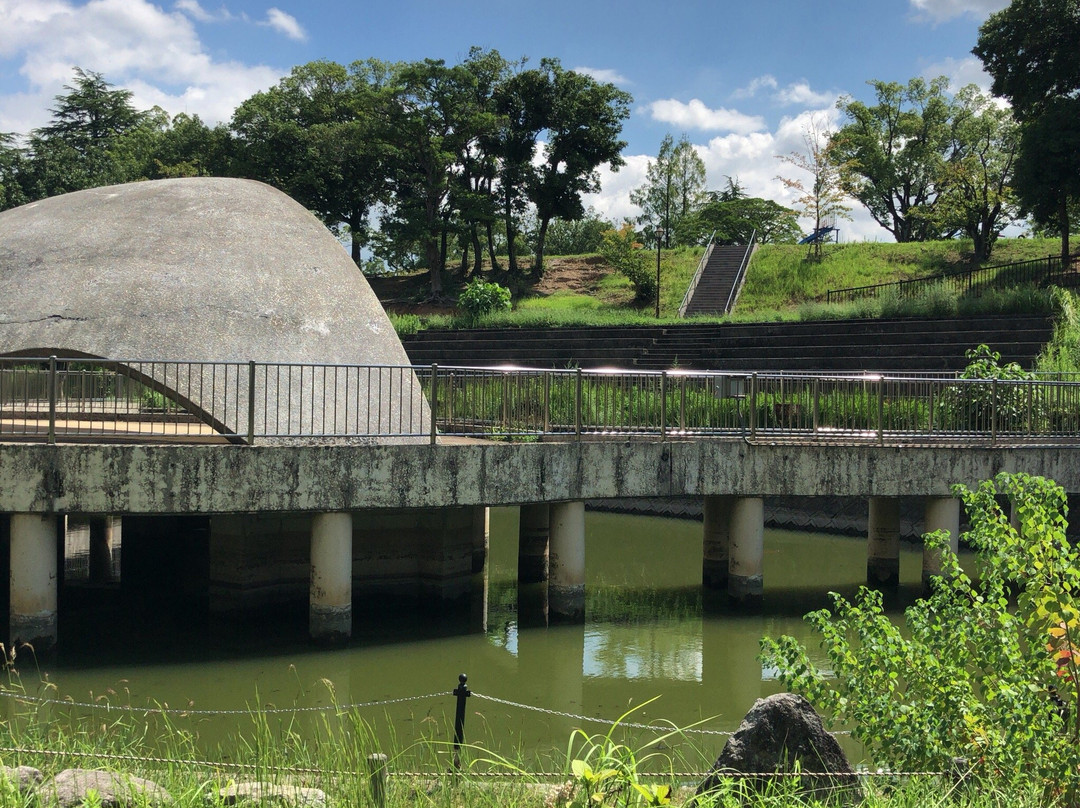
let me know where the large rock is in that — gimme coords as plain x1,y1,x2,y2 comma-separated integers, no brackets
697,693,862,804
44,769,173,808
218,781,327,808
1,765,42,791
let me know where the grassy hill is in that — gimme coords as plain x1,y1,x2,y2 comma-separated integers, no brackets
374,237,1068,332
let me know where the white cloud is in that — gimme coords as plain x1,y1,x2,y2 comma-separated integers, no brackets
921,55,993,92
731,75,777,99
908,0,1008,21
588,104,887,242
173,0,217,22
645,98,765,135
773,81,839,108
262,7,306,41
572,66,631,86
0,0,284,133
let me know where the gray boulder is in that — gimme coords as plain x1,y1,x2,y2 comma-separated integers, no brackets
698,693,862,804
45,769,173,808
218,782,327,808
1,765,42,792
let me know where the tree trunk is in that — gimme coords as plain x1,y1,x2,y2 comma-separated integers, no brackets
459,242,470,276
426,238,442,296
504,194,519,275
471,227,483,276
485,221,501,273
533,215,551,277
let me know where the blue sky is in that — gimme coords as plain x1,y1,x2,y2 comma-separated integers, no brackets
0,0,1010,240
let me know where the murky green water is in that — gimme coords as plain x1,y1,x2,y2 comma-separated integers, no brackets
29,509,938,767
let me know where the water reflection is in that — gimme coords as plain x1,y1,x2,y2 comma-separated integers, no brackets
29,506,941,762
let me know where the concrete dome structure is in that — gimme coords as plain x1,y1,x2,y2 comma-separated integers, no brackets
0,178,428,443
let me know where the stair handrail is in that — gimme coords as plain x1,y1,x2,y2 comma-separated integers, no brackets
723,229,757,315
677,230,716,318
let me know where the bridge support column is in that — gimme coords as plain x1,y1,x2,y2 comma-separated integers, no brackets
518,504,550,584
88,516,117,584
729,497,764,604
472,506,489,574
702,495,732,589
867,497,901,587
549,501,585,622
310,512,353,644
923,496,960,587
10,513,58,656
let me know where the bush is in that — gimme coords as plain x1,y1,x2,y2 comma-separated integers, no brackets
762,472,1080,800
458,278,511,320
599,226,654,304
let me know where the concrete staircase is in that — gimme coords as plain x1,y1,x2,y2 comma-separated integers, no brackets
399,315,1053,373
680,244,754,316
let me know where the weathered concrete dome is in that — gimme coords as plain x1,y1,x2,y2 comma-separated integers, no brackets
0,178,428,443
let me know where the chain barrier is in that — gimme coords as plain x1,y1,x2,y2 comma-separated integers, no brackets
0,688,451,716
471,692,851,737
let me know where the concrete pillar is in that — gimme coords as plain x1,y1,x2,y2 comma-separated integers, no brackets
702,496,733,589
310,512,353,644
728,497,764,604
471,506,489,575
10,513,58,655
549,501,585,622
518,504,550,584
923,496,961,587
867,497,901,587
88,516,115,584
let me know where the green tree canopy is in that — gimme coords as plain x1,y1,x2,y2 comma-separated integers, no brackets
678,196,802,246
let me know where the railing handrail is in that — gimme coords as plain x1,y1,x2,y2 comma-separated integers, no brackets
677,231,716,318
6,357,1080,447
824,254,1067,305
724,229,757,315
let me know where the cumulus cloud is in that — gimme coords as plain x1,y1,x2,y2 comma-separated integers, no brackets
587,104,886,242
173,0,218,22
773,81,839,108
572,66,631,86
262,7,306,41
908,0,1008,21
921,55,993,92
645,98,765,135
731,75,778,100
0,0,284,134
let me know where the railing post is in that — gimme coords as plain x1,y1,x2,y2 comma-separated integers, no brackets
991,378,998,447
430,364,439,446
575,368,582,440
246,360,256,445
501,372,510,437
749,373,758,439
812,377,820,432
877,376,885,446
660,372,667,440
47,355,57,445
543,372,551,434
679,375,687,432
452,673,471,770
1027,380,1033,435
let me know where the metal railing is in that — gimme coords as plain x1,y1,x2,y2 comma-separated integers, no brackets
6,357,1080,447
825,254,1077,305
677,231,715,318
724,229,757,314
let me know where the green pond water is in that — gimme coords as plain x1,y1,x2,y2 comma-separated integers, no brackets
21,508,941,769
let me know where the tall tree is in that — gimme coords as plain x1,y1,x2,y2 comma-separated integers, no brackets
630,134,706,247
925,86,1020,263
231,59,389,267
679,196,802,245
830,77,956,242
0,133,28,211
525,59,631,277
975,0,1080,263
777,119,851,260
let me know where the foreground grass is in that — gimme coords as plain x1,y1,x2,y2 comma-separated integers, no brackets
0,685,1056,808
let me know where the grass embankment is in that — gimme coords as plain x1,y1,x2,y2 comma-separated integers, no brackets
383,238,1066,334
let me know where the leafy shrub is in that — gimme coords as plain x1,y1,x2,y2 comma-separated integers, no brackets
939,344,1033,431
388,313,422,336
762,472,1080,800
599,226,654,304
458,278,511,320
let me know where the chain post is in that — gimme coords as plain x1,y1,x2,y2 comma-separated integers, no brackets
452,673,471,770
47,355,57,445
367,754,388,808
